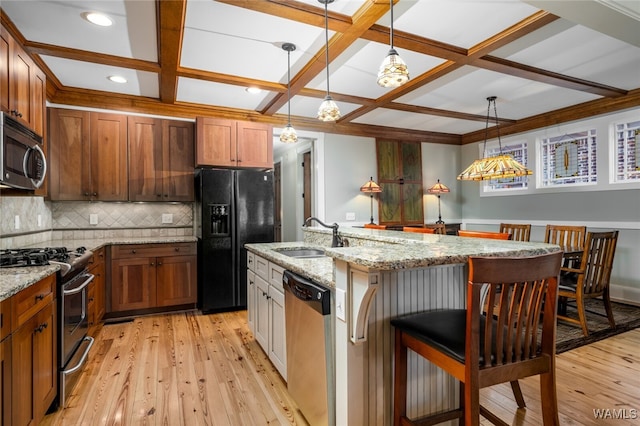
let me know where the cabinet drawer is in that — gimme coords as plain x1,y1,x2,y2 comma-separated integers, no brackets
111,242,196,259
268,262,285,292
247,251,256,272
0,297,11,340
255,255,269,281
12,274,55,329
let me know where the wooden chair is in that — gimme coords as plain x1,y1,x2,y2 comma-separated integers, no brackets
424,223,447,235
392,252,563,426
402,226,435,234
457,230,512,240
544,224,586,251
499,223,531,242
364,223,387,230
558,230,618,337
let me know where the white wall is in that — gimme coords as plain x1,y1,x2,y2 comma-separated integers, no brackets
421,142,462,224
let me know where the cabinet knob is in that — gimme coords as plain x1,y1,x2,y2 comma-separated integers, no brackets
89,297,94,302
131,249,137,254
175,247,180,252
93,192,98,196
150,262,155,266
84,192,90,196
157,261,163,266
157,194,162,197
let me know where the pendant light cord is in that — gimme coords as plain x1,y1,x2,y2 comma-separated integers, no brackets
324,1,330,96
389,0,394,50
492,97,504,154
287,48,291,124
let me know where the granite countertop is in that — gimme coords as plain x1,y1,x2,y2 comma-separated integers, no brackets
246,227,561,289
0,236,198,302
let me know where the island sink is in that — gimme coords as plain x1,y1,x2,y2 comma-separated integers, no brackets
275,248,326,258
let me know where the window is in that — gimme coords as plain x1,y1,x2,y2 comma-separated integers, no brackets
540,129,597,187
483,140,529,192
613,119,640,182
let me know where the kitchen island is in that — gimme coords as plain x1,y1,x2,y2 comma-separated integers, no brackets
246,226,560,426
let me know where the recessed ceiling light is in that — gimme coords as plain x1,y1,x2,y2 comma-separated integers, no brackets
108,75,127,84
82,12,113,27
246,87,262,94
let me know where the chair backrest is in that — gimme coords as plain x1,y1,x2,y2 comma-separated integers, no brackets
576,231,619,296
544,225,586,251
424,223,446,235
458,230,512,240
468,252,563,368
364,223,387,230
402,226,435,234
499,223,531,242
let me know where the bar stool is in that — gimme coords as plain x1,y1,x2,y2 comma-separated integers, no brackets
457,230,511,240
364,223,387,229
391,252,563,426
499,223,531,241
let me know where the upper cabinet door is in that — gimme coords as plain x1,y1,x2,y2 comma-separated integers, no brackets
91,113,128,201
128,116,163,202
0,27,10,114
163,120,194,202
236,121,272,169
196,117,236,167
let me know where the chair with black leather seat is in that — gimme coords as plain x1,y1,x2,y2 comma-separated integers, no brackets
392,251,563,426
558,230,618,337
499,223,531,242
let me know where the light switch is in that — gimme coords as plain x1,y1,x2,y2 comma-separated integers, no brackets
89,214,98,225
346,212,356,221
336,288,346,322
14,215,20,230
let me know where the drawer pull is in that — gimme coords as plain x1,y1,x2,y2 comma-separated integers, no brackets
35,294,45,302
34,322,48,334
175,247,180,252
249,280,254,286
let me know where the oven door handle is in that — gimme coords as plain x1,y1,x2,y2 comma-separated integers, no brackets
63,273,94,296
62,336,95,376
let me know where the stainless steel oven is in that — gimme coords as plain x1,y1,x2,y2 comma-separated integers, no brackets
59,270,94,407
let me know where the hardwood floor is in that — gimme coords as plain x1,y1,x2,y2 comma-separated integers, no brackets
42,311,640,425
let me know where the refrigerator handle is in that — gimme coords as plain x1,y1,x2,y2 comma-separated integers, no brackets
231,171,238,305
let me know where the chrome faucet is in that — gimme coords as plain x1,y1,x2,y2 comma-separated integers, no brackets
303,217,345,247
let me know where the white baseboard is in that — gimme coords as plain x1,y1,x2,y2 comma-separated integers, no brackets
610,284,640,306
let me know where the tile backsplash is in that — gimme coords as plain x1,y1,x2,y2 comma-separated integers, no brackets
0,196,194,249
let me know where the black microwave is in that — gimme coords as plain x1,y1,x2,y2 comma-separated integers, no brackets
0,111,47,190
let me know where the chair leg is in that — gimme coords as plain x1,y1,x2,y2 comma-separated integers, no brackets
603,290,616,329
539,370,560,426
394,329,408,426
510,380,526,408
575,294,589,337
463,380,480,426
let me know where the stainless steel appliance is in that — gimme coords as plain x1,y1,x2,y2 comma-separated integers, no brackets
0,246,95,408
0,111,47,190
195,168,274,313
282,270,335,426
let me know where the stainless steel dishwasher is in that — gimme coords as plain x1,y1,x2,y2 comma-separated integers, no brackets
283,270,335,426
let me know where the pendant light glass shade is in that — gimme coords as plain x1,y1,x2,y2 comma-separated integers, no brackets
457,96,532,181
280,42,298,143
317,0,340,121
377,0,409,88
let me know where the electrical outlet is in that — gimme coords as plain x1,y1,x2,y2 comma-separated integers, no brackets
37,214,43,227
14,215,20,230
89,214,98,225
162,213,173,224
345,212,356,221
335,288,346,322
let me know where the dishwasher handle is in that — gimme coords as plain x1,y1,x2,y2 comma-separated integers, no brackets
283,270,331,316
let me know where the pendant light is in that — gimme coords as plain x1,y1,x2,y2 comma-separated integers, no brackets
457,96,532,181
317,0,341,121
377,0,409,88
280,43,298,143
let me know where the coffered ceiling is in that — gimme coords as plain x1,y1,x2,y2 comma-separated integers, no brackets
2,0,639,145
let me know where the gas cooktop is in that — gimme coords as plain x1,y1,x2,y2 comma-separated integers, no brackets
0,247,91,277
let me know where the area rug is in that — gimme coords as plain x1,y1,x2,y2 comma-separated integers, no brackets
555,299,640,354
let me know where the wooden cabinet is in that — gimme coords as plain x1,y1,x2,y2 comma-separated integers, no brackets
48,108,128,201
0,297,11,426
87,247,106,331
247,253,286,379
128,116,194,202
9,274,57,426
109,243,197,314
0,25,46,136
196,117,273,168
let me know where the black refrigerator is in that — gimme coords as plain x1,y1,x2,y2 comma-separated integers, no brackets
195,168,274,313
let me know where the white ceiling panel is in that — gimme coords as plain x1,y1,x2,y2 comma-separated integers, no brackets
353,108,485,134
41,56,159,97
1,0,157,61
177,78,276,110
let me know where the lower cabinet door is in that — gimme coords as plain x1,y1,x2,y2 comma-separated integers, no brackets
254,275,269,351
111,257,156,311
268,287,286,380
1,335,11,425
33,302,57,419
156,255,197,307
247,270,256,334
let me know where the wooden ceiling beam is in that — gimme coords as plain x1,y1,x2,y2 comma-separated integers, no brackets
157,0,186,103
